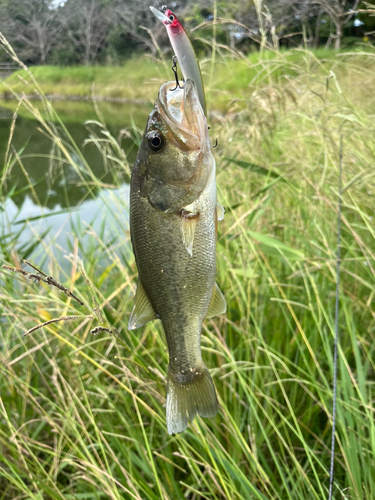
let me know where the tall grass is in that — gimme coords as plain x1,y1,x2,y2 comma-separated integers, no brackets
0,48,357,110
1,32,375,499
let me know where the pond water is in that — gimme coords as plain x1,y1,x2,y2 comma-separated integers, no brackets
0,99,151,268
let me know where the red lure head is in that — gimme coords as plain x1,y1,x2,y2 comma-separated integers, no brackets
164,9,183,34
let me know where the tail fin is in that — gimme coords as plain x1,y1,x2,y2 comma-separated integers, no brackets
166,363,218,434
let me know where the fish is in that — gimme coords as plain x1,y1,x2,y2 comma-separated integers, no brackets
150,6,207,116
128,78,226,434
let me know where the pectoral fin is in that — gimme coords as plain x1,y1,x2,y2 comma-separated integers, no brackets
180,210,199,257
217,203,225,221
206,282,227,318
128,281,158,330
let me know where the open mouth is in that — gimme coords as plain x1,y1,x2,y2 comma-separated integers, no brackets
165,83,186,124
159,79,207,147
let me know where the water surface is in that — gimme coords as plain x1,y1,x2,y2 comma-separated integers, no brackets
0,99,150,267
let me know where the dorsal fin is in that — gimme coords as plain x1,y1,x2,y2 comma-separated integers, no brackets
206,282,227,318
128,281,158,330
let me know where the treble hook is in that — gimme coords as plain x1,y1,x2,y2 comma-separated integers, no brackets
212,138,218,149
170,55,183,91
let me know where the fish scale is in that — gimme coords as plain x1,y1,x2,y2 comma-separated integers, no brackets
128,80,226,434
130,166,216,366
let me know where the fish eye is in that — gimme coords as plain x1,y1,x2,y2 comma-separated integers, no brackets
148,131,164,151
169,14,175,21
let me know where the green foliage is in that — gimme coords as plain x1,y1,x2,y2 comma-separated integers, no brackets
1,43,375,499
358,0,375,30
0,61,170,101
0,0,374,65
0,47,353,111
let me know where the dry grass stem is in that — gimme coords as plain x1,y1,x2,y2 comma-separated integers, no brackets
2,261,84,306
24,315,93,337
90,326,113,335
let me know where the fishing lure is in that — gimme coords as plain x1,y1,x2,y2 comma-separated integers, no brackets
150,6,207,115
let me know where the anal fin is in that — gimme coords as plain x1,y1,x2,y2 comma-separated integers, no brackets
206,282,227,318
128,280,158,330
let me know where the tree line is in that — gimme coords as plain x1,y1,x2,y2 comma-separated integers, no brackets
0,0,374,66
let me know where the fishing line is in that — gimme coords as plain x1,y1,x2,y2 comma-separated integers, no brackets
328,134,343,500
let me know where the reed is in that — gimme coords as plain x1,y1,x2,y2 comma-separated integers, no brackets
1,32,374,499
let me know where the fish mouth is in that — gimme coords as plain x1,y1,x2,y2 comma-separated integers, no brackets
158,80,208,151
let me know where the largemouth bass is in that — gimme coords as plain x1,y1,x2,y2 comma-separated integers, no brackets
129,79,226,434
